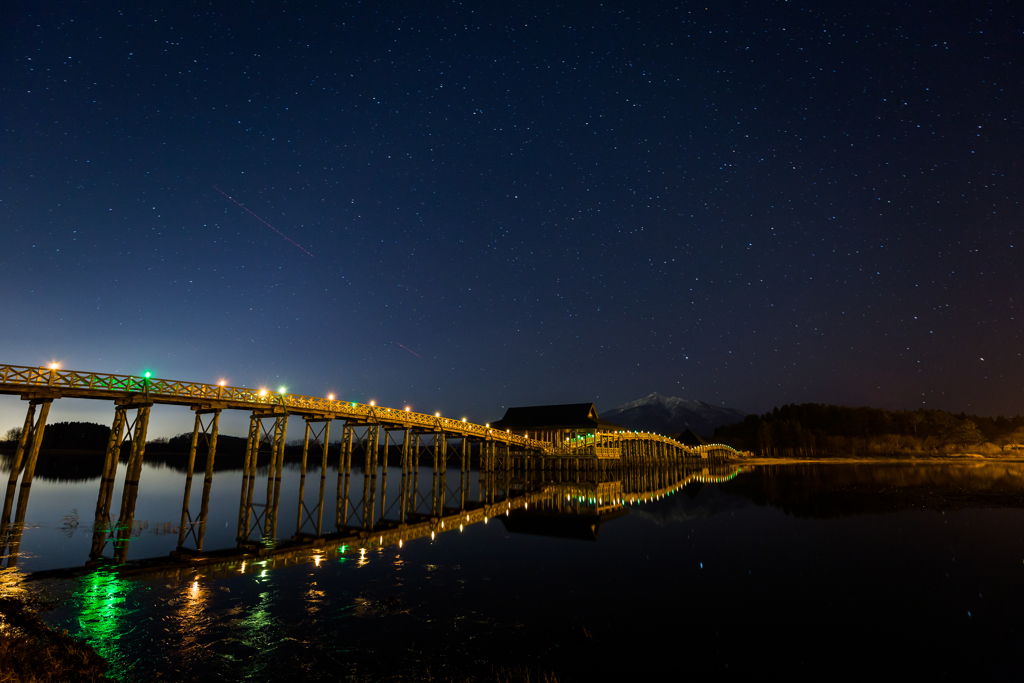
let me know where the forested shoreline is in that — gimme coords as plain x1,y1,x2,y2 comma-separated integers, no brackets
5,407,1024,463
714,404,1024,458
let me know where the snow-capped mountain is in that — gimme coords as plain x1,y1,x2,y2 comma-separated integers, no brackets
599,393,748,438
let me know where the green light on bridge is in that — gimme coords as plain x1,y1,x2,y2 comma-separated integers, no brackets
143,371,151,378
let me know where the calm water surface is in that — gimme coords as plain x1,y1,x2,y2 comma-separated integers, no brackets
3,457,1024,681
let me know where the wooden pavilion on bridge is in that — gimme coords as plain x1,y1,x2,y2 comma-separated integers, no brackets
490,403,624,458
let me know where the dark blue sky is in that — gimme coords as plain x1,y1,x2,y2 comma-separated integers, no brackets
2,1,1022,435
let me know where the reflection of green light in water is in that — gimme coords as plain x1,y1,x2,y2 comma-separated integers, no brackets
74,571,139,679
241,589,281,663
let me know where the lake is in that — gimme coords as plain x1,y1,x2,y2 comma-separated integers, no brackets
3,454,1024,681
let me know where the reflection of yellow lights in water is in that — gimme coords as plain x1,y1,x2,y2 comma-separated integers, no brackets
399,539,403,548
240,561,247,573
313,554,322,567
0,569,28,635
306,581,326,615
174,575,210,649
431,531,435,540
0,568,27,604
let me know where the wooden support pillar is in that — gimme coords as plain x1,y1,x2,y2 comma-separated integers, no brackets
90,406,127,559
364,425,380,529
399,428,411,523
267,415,288,539
478,441,487,503
379,429,390,523
237,414,260,541
430,434,439,515
336,423,354,529
295,418,330,536
264,418,280,522
2,400,51,567
411,434,421,514
114,404,151,561
438,433,448,513
12,399,52,520
295,419,313,534
177,409,220,550
428,435,439,516
315,420,330,535
432,433,441,479
1,402,39,529
360,427,371,528
195,411,220,551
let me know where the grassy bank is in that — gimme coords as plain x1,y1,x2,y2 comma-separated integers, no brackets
0,594,116,683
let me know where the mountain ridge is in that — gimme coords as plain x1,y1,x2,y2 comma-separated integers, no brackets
599,392,747,438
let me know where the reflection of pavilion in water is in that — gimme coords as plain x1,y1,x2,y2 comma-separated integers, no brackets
502,480,630,541
1,402,740,583
502,461,743,541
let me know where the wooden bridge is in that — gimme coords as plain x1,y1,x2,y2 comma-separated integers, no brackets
0,362,742,577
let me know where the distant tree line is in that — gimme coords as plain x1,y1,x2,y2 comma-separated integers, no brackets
713,404,1024,457
1,421,112,451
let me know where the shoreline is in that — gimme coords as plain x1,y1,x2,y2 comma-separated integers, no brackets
0,580,116,683
727,453,1024,465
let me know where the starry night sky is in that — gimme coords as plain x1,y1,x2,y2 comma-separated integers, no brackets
2,1,1022,437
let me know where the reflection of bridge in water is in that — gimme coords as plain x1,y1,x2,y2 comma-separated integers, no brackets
0,364,742,580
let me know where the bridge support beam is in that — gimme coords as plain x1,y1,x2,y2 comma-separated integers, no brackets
296,418,330,537
237,412,287,543
177,409,220,551
90,406,127,560
237,414,259,540
267,415,288,539
411,433,421,515
434,434,447,516
336,423,354,529
1,399,51,568
113,403,152,562
2,401,50,528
